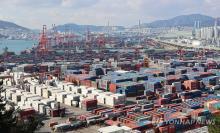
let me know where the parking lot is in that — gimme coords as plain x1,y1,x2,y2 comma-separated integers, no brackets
35,96,139,133
35,103,104,133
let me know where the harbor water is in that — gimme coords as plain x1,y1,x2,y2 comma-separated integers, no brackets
0,39,37,54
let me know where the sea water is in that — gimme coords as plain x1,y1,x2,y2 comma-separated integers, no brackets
0,39,37,54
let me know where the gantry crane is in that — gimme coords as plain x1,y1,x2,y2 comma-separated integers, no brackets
37,25,50,56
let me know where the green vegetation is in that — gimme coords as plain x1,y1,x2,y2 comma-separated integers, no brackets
0,80,42,133
208,108,220,133
0,80,17,132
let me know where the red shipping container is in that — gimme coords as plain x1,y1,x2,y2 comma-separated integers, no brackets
109,83,117,93
158,98,168,105
171,93,178,100
65,76,70,82
50,108,65,117
92,107,107,114
211,109,220,116
24,65,34,73
20,108,35,118
39,65,48,73
135,64,142,71
50,109,59,117
171,86,176,93
168,124,176,133
114,104,125,109
82,99,97,110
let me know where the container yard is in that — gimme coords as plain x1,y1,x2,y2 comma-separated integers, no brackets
1,48,220,133
1,12,220,133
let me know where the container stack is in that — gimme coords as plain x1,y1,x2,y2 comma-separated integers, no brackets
81,99,97,111
183,80,199,90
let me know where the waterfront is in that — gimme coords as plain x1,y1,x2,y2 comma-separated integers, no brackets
0,39,37,54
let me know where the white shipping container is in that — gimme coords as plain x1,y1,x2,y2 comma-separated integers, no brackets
21,94,38,104
3,79,7,86
97,96,106,105
21,92,32,96
47,87,60,96
45,106,51,116
16,90,25,94
87,93,98,99
79,102,82,109
51,90,65,98
12,93,22,103
24,100,33,107
39,104,46,114
172,82,182,92
49,96,56,101
20,105,32,110
50,102,58,109
28,96,42,102
30,85,37,94
57,92,70,103
64,85,72,92
41,99,55,106
66,94,80,101
6,80,13,86
6,91,15,100
32,101,44,112
98,126,131,133
42,88,48,98
6,88,18,93
72,101,78,107
71,86,81,94
64,97,72,106
105,94,126,107
17,101,25,108
81,88,92,97
36,87,43,96
91,89,103,95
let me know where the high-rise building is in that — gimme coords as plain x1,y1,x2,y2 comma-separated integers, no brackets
192,21,201,38
194,20,219,41
214,19,218,40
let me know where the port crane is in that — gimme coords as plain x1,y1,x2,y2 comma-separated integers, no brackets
37,25,50,56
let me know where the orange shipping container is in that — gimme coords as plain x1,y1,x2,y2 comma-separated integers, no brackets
80,80,92,87
109,83,117,93
183,80,199,90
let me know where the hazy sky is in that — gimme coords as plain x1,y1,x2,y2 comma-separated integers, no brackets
0,0,220,29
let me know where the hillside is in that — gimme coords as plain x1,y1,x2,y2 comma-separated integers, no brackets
0,20,29,31
55,23,125,33
141,14,219,28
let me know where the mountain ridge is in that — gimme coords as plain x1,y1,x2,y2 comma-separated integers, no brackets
1,14,220,32
54,23,125,33
141,14,220,28
0,20,29,31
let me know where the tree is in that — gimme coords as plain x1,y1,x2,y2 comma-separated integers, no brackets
0,80,43,133
0,80,17,133
208,109,220,133
15,115,44,133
